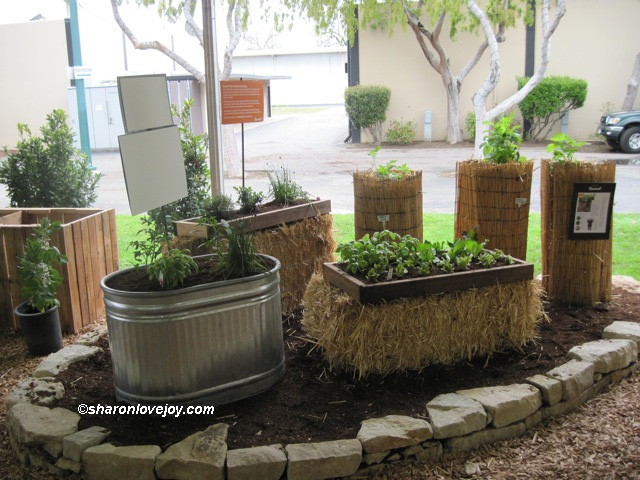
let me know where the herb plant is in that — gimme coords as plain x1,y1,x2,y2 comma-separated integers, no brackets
268,165,308,206
17,219,68,313
336,230,514,283
147,248,198,290
235,186,265,214
376,160,412,180
481,113,523,164
546,133,586,164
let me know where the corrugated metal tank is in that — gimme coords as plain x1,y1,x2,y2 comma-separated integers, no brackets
100,255,284,406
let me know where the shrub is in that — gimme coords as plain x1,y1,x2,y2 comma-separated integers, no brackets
344,85,391,145
0,109,100,207
385,119,416,144
518,76,588,140
148,98,210,234
235,186,264,214
465,112,476,142
546,133,586,164
481,114,523,164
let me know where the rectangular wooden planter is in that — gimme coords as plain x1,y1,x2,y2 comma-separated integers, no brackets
0,208,119,333
175,199,332,238
323,258,534,305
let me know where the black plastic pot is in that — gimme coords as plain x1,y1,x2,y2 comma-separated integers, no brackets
14,302,63,356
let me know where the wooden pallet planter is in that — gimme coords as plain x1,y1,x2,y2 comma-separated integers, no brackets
322,258,534,305
175,199,332,238
0,208,119,333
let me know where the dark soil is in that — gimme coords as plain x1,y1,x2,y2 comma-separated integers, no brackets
54,286,640,451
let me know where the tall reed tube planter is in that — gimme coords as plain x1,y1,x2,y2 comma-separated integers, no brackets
353,170,423,241
455,160,533,260
540,160,616,305
101,254,284,406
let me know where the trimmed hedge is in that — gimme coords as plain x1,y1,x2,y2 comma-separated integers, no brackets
518,76,588,140
344,85,391,144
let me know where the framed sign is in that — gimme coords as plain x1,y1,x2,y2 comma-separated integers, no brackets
117,74,173,133
220,80,265,124
568,182,616,240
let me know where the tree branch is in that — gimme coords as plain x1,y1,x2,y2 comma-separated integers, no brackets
109,0,205,83
222,0,243,80
183,0,203,47
622,52,640,110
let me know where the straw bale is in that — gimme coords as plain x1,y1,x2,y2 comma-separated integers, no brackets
302,273,543,378
540,160,615,305
455,160,532,260
172,214,335,314
353,170,423,241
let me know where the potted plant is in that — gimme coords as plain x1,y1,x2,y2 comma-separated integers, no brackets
455,114,533,260
14,218,67,356
101,220,285,406
540,133,616,305
353,146,423,241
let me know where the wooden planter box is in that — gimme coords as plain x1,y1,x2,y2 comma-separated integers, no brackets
0,208,119,333
323,258,534,305
175,199,332,238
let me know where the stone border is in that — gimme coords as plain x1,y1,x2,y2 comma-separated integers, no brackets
5,321,640,479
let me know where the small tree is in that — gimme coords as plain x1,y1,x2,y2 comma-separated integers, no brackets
344,85,391,145
0,109,100,208
148,99,211,234
517,76,587,140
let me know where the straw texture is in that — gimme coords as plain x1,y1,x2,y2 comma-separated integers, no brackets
302,273,543,378
455,160,532,260
540,160,615,305
173,214,335,314
353,170,423,241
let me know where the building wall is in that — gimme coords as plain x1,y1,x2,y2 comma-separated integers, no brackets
0,20,70,149
232,49,348,106
358,0,640,142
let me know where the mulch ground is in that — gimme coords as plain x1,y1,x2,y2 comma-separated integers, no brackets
48,285,640,451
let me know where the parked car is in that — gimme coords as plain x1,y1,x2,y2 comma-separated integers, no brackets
597,110,640,153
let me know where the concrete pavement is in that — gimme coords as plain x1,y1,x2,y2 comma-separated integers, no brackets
2,106,639,215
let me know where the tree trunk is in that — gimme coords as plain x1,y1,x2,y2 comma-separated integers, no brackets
622,52,640,111
222,124,241,178
446,81,463,144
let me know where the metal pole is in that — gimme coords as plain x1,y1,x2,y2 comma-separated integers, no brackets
69,0,93,167
202,0,224,196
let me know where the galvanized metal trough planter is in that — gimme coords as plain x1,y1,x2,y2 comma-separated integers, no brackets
100,254,284,406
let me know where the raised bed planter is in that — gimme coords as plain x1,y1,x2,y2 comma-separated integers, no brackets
323,258,534,305
0,208,119,333
175,199,332,238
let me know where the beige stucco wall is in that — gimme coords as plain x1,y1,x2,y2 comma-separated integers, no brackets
359,0,640,142
0,20,69,149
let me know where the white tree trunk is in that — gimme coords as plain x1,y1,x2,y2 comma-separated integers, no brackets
622,52,640,111
446,81,463,144
470,0,566,156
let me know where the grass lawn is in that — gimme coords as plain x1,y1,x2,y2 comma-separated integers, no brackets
116,213,639,280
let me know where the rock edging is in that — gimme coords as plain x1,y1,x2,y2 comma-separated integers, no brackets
6,321,640,479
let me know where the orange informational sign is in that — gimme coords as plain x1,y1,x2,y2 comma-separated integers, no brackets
220,80,265,125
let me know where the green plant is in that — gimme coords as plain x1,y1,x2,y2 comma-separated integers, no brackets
385,119,416,144
517,76,588,140
17,219,68,313
465,111,476,142
202,194,236,220
481,114,523,164
147,248,198,290
128,216,167,266
344,85,391,145
235,186,265,214
217,229,268,279
376,160,411,180
148,99,211,227
267,165,308,206
0,109,100,208
546,133,586,164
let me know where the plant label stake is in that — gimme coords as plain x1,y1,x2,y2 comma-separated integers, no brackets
377,214,390,230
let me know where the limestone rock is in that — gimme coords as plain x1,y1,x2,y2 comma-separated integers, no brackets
546,360,595,400
6,403,79,458
56,456,81,474
457,384,541,429
75,325,108,346
226,444,286,480
603,321,640,347
286,439,361,480
444,421,526,453
33,344,101,378
415,441,442,462
155,423,228,480
363,451,389,465
612,275,640,294
569,339,637,373
357,415,433,453
63,425,110,462
426,393,487,439
82,443,160,480
526,374,562,406
5,376,65,410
